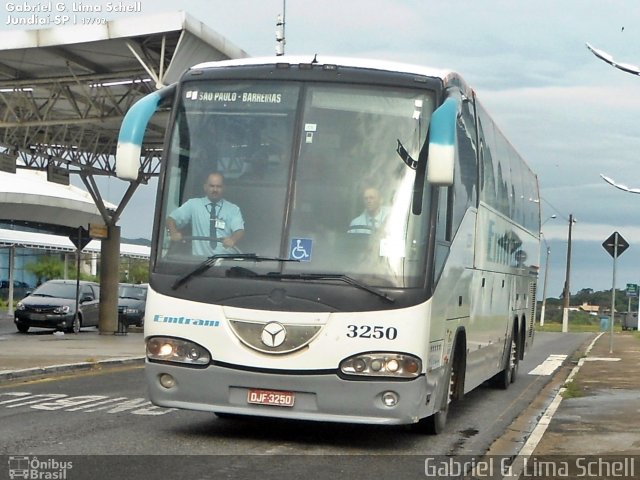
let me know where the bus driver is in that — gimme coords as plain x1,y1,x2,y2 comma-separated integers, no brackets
348,186,389,235
166,172,245,256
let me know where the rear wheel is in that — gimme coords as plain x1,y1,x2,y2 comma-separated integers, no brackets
492,328,519,389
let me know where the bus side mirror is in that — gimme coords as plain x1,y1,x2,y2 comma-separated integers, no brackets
426,96,458,186
116,84,177,181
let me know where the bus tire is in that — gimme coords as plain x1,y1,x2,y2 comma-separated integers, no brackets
414,339,462,435
491,328,518,389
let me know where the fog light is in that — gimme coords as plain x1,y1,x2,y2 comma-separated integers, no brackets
159,373,176,389
381,391,399,407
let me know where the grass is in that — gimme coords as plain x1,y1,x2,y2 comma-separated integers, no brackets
536,311,630,333
536,322,619,333
561,380,584,399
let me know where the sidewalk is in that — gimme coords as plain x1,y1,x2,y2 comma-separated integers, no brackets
0,312,144,382
531,330,640,456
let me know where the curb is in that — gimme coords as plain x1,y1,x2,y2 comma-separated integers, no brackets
0,356,145,383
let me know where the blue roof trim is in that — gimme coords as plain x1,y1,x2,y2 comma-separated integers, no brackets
118,84,176,146
430,96,459,146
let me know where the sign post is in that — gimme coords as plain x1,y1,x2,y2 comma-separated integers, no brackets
625,283,638,328
602,231,630,353
68,226,92,333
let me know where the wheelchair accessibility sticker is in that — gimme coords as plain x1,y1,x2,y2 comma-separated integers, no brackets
289,238,312,261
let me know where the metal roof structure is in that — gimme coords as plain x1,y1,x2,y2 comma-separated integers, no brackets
0,10,248,182
0,9,248,236
0,12,248,325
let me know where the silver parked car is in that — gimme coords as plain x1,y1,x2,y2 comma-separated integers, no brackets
14,279,100,334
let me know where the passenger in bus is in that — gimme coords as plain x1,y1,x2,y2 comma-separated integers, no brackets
347,186,389,235
166,172,245,256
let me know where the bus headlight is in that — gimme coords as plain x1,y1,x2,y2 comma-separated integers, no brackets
340,353,422,378
146,337,211,366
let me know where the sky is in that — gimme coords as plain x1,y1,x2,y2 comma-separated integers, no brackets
3,0,640,299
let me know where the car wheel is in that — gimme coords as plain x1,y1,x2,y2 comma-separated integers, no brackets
68,315,82,334
16,323,29,333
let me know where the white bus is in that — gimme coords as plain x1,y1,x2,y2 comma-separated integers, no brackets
116,56,540,433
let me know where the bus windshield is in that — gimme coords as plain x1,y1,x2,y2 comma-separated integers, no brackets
157,80,435,288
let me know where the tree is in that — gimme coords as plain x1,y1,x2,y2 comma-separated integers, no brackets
119,258,149,284
25,256,64,285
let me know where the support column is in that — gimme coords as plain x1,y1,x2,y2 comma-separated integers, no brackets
7,245,15,315
98,224,120,334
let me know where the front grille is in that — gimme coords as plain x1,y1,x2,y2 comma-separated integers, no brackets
25,305,58,313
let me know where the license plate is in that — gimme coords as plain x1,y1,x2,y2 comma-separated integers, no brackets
247,388,295,407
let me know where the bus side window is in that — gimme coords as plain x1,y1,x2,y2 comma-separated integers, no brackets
433,186,451,281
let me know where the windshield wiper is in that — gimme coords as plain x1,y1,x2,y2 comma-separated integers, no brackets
264,272,395,304
171,253,298,290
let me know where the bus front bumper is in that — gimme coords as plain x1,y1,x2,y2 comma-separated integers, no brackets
145,361,432,425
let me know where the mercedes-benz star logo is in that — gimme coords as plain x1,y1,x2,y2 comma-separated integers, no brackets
261,322,287,348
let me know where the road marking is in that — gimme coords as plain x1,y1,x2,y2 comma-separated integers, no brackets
527,354,567,376
0,391,176,416
584,357,620,362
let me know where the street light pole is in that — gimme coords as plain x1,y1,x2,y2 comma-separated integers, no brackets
539,215,556,326
540,244,551,326
275,0,286,56
561,214,575,333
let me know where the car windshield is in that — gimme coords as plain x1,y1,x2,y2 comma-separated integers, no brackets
118,286,147,299
31,282,77,299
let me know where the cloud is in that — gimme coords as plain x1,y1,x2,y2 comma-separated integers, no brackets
543,221,640,242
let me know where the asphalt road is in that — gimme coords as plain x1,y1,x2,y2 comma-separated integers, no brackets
0,332,593,479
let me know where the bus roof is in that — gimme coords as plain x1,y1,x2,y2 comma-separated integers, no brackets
191,55,461,85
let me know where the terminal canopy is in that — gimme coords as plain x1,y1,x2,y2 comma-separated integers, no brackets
0,11,248,180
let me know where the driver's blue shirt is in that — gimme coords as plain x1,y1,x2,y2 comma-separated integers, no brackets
169,197,244,256
348,207,389,234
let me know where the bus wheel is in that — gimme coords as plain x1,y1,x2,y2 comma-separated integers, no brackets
414,347,458,435
492,330,518,389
